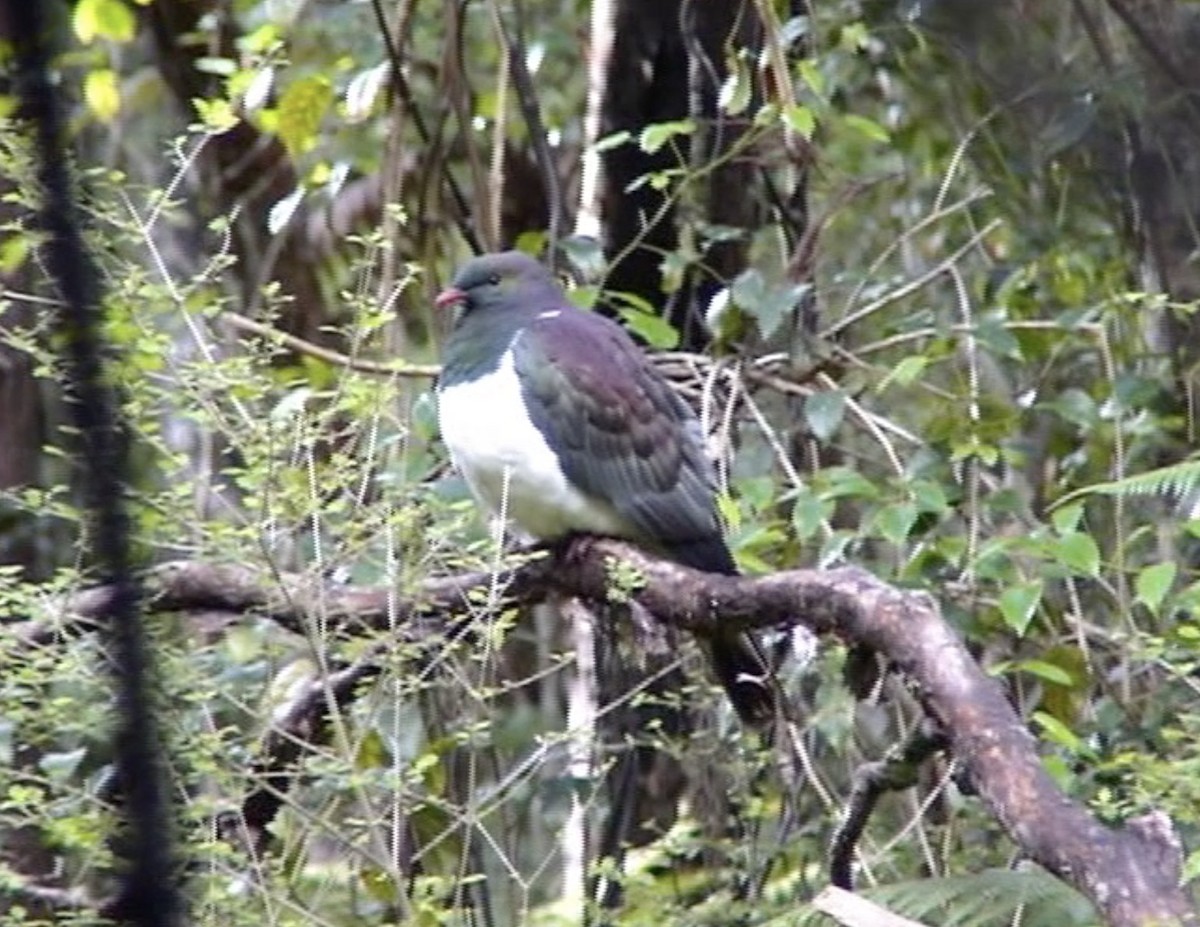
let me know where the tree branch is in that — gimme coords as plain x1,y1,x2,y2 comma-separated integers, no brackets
8,542,1194,927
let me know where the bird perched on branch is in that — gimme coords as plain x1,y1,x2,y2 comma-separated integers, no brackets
435,250,772,725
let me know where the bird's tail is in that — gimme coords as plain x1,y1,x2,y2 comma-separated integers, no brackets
706,631,774,726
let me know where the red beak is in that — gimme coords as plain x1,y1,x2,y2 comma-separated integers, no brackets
435,286,466,310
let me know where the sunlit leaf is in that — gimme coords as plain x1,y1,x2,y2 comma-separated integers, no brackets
73,0,136,44
1135,562,1176,615
782,103,816,139
192,96,239,133
638,119,695,154
277,74,333,157
999,580,1042,635
1053,531,1100,577
84,68,121,122
718,54,751,116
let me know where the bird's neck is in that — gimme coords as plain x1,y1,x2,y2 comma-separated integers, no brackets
441,308,527,385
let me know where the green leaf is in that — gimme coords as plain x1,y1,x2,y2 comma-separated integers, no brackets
791,490,831,541
192,96,239,133
797,59,824,97
1053,531,1101,577
804,390,846,441
718,54,751,116
84,68,121,122
716,491,740,534
277,74,333,157
875,355,928,392
999,580,1043,635
910,479,949,515
593,130,631,153
560,234,606,281
618,307,679,350
73,0,136,44
0,234,30,274
839,21,871,51
1050,502,1083,534
1033,711,1083,753
841,113,891,143
355,729,391,769
1135,562,1176,615
638,119,695,154
728,268,806,340
874,501,917,546
1015,658,1073,686
782,104,816,140
820,466,880,500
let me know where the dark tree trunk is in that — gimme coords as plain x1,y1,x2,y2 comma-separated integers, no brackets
598,0,762,350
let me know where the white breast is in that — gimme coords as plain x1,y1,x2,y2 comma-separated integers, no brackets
437,347,631,541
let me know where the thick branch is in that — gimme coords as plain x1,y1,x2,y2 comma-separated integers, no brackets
10,543,1194,927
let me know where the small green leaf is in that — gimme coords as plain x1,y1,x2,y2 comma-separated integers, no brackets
782,104,816,139
718,54,751,116
618,307,679,350
73,0,136,44
876,355,928,392
84,68,121,122
355,729,391,770
791,490,831,541
839,22,870,51
277,74,333,157
797,59,824,97
820,466,880,500
638,119,695,154
804,390,846,441
593,130,631,152
841,113,890,143
0,235,30,274
910,479,949,515
566,284,599,309
1015,658,1073,686
716,491,740,534
192,96,239,133
561,235,606,281
1053,531,1101,577
874,501,917,546
1135,562,1176,615
1033,710,1083,753
1050,502,1084,534
1181,849,1200,887
999,580,1043,635
728,268,806,340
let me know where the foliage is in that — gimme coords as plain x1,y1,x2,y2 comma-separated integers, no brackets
0,0,1198,925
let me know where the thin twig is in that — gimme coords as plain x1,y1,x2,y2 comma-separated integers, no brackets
823,218,1003,339
220,311,439,378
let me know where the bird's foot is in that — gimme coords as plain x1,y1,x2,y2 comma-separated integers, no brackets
550,531,600,566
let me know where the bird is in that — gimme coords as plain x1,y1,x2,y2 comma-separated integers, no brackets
435,250,773,724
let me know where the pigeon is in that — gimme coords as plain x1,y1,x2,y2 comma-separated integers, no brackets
436,250,772,723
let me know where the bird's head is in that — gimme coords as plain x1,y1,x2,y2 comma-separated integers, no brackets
436,251,558,317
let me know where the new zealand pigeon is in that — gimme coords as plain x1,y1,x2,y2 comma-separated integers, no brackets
435,250,772,724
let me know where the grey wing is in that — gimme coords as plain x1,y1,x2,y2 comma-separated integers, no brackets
511,311,723,546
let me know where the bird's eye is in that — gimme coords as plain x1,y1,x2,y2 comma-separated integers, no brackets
488,274,501,285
